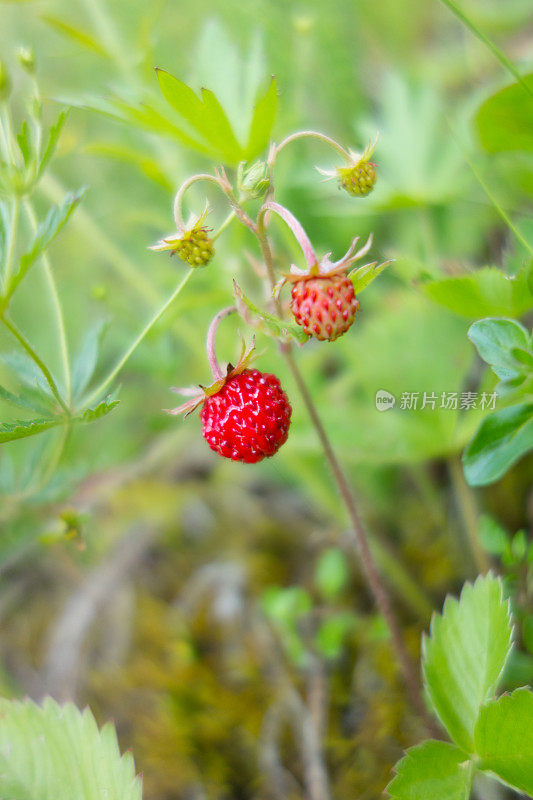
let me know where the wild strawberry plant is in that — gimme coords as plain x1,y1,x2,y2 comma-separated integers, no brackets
0,1,532,797
0,58,118,464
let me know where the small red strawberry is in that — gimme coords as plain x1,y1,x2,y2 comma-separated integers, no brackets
200,368,291,463
167,308,291,464
291,274,360,342
263,202,382,343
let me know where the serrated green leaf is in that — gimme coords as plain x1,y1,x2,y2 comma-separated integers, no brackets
16,120,34,169
156,69,243,164
36,109,69,181
420,267,533,319
475,688,533,794
0,696,142,800
422,574,512,752
245,78,277,159
233,281,309,344
476,74,533,153
468,318,530,381
0,416,62,443
351,260,391,294
387,740,473,800
9,187,86,297
463,402,533,486
79,399,119,422
41,14,111,58
0,399,119,443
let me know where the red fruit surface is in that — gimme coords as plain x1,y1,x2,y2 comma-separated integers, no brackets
200,369,292,463
291,274,359,341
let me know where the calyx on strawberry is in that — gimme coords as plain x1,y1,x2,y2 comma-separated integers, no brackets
167,308,292,464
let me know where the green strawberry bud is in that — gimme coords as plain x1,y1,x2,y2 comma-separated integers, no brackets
18,47,36,73
176,227,214,267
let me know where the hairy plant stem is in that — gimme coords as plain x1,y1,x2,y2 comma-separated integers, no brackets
24,201,72,404
1,313,69,414
253,214,433,728
272,130,352,164
206,306,236,380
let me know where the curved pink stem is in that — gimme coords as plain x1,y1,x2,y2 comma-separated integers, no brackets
260,201,318,269
206,306,236,380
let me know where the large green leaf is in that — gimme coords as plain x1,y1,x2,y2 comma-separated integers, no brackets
475,688,533,795
387,740,473,800
422,574,512,752
463,402,533,486
0,697,142,800
468,318,531,381
156,69,243,164
420,266,533,319
476,74,533,153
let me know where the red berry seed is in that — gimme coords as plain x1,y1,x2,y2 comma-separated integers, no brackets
291,273,359,341
200,369,292,463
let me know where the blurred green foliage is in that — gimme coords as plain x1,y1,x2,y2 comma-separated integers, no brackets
0,0,532,797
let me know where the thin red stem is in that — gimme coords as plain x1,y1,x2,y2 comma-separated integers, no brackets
259,202,318,269
206,306,236,380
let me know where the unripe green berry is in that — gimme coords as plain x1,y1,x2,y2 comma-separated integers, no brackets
338,161,376,197
176,228,214,267
18,47,36,73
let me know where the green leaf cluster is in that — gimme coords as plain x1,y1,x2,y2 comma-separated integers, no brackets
388,574,533,800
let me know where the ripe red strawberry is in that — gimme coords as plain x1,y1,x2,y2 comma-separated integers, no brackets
291,274,360,342
200,368,291,463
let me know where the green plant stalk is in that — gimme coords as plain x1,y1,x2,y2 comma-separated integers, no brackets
83,269,193,406
3,197,20,292
253,213,434,729
24,201,72,404
439,0,533,99
272,130,352,163
449,456,490,574
1,313,69,414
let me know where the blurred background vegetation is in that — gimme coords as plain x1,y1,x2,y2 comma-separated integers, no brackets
0,0,532,798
